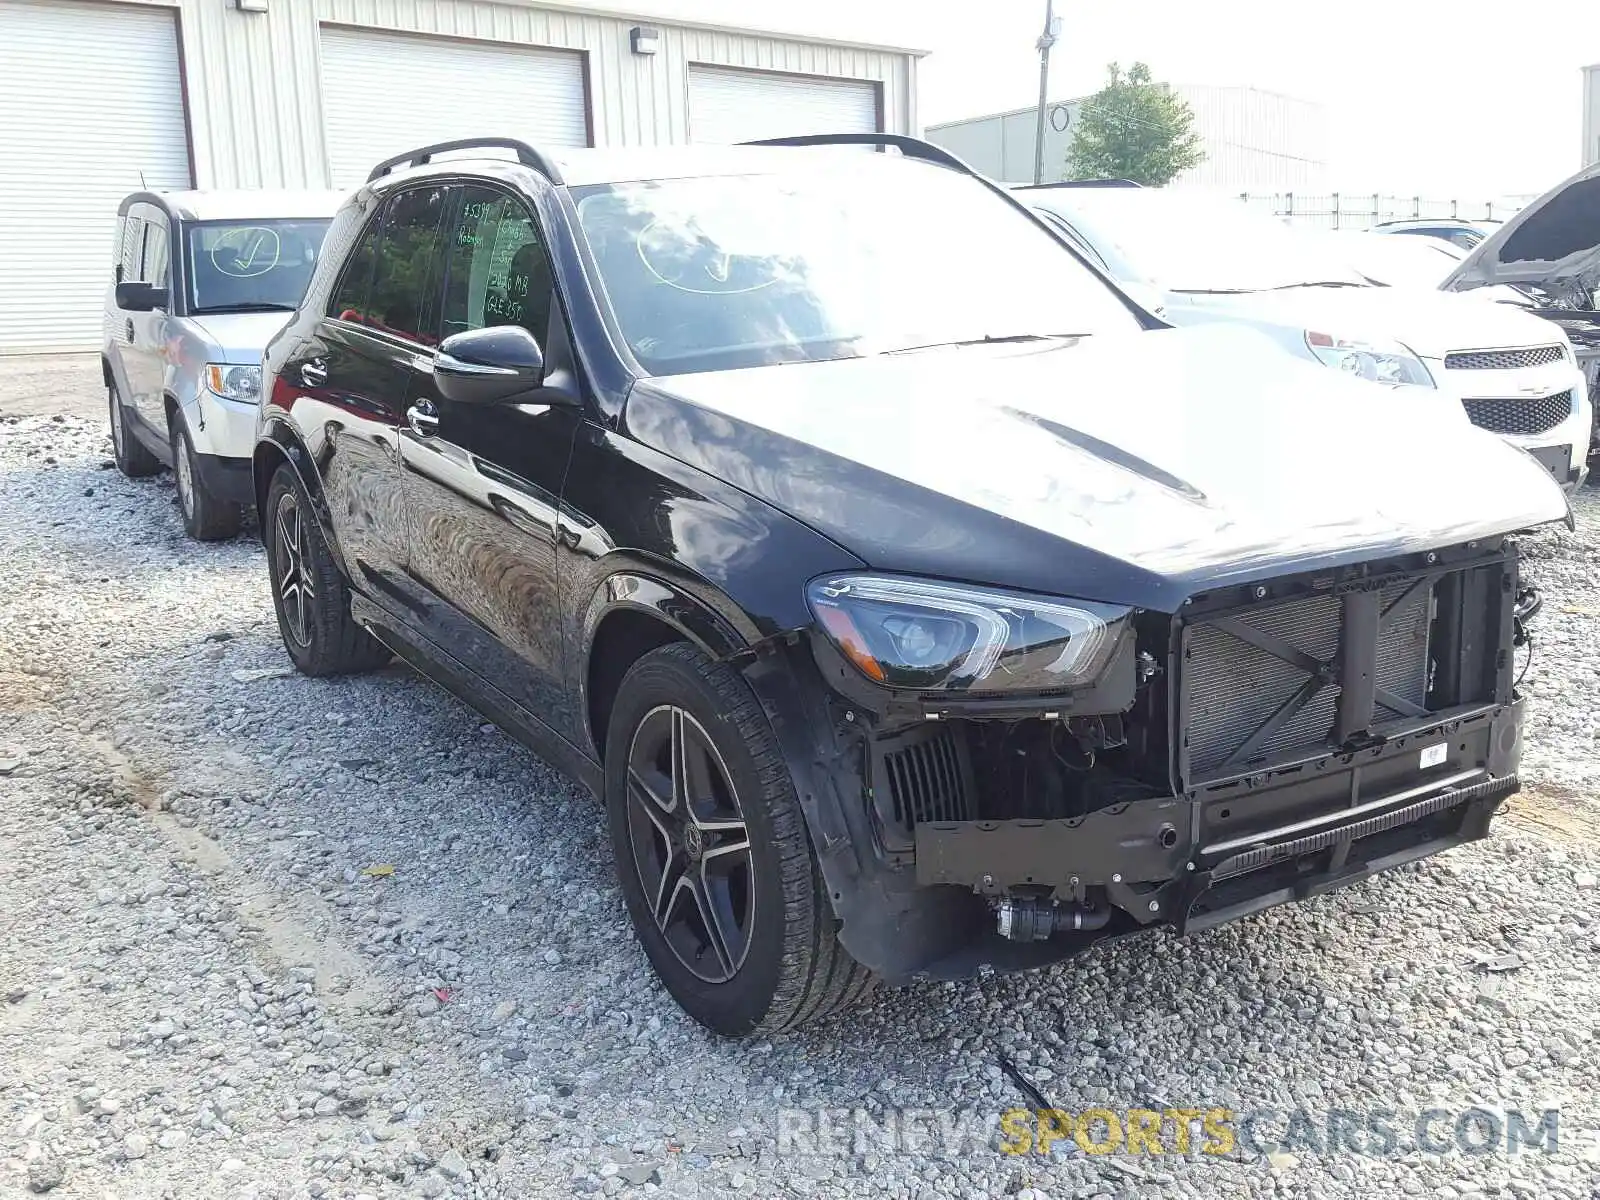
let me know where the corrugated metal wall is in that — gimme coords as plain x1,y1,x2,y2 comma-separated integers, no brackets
172,0,916,189
1171,85,1326,191
1585,65,1600,168
926,86,1326,190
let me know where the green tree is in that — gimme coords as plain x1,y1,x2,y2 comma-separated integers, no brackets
1066,62,1205,186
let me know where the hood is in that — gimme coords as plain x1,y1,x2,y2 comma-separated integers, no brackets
1183,284,1566,357
622,325,1566,612
1444,163,1600,306
187,311,293,362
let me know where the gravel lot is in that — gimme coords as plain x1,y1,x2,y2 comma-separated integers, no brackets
2,393,1599,1199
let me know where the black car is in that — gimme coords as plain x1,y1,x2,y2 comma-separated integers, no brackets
255,134,1565,1037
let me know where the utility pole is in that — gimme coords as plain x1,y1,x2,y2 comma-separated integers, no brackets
1032,0,1060,184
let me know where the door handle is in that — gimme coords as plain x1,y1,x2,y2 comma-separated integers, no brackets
125,319,134,342
299,359,328,387
407,399,440,438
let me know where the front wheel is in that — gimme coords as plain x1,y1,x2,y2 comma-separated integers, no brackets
264,464,392,677
604,642,873,1036
171,421,242,541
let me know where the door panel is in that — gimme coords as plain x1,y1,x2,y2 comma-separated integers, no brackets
400,185,580,737
304,185,448,599
124,203,173,441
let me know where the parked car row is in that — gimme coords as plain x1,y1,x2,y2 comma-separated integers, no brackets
101,134,1573,1037
1018,182,1595,490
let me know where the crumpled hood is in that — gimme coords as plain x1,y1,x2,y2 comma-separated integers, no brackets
623,324,1566,610
1183,284,1566,357
187,312,291,363
1445,162,1600,296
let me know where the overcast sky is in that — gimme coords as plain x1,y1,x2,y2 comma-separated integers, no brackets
618,0,1599,200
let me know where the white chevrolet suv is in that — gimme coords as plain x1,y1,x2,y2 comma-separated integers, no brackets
1020,184,1591,491
103,190,341,539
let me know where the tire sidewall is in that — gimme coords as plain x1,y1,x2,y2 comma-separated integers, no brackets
604,650,793,1035
109,388,126,462
265,468,330,673
171,422,198,529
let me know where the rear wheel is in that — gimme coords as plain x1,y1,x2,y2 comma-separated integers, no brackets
108,384,160,478
171,421,242,541
604,642,873,1036
265,463,391,677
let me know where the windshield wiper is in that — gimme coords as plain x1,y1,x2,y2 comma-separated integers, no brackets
885,333,1088,355
1169,288,1256,295
1266,281,1367,290
196,302,296,313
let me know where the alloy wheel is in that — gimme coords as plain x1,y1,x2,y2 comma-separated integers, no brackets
274,495,316,647
175,437,195,518
109,392,124,457
624,705,755,984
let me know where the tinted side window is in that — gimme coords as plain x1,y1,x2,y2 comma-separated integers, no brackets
141,219,170,287
362,186,449,344
329,210,380,321
128,204,171,287
440,186,553,342
117,215,144,284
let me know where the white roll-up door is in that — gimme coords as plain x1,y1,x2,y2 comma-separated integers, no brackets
319,28,590,188
688,65,879,144
0,0,190,353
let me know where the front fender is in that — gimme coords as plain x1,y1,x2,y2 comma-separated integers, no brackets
579,568,751,663
738,645,984,981
254,417,347,577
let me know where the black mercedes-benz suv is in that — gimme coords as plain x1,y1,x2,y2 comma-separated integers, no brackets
256,134,1565,1037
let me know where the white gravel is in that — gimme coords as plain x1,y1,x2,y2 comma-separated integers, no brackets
2,410,1598,1200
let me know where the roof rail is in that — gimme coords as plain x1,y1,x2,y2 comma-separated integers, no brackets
366,137,564,185
1015,178,1143,190
739,133,977,176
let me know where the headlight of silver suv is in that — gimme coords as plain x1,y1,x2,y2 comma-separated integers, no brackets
204,363,262,403
1304,331,1434,387
806,574,1130,692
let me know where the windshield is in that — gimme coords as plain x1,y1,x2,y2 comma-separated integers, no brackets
1317,231,1462,289
1035,190,1367,294
185,219,331,313
571,160,1141,375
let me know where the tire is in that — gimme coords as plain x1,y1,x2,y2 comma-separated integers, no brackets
108,383,160,478
264,463,392,677
171,421,242,542
604,642,873,1037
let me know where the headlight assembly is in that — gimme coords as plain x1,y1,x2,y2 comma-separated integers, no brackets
1305,331,1434,388
806,574,1129,693
205,363,262,403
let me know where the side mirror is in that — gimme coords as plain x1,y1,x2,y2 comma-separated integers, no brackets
116,281,169,312
435,325,547,406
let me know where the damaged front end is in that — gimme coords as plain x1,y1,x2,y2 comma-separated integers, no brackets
755,536,1536,983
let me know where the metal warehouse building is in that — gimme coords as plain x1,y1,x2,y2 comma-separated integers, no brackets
926,84,1327,191
0,0,922,353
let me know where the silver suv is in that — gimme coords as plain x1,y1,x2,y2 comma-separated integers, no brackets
103,190,340,539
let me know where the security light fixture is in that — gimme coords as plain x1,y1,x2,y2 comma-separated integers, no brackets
630,25,659,56
234,0,269,12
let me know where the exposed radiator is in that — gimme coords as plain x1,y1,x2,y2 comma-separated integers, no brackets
1184,582,1433,778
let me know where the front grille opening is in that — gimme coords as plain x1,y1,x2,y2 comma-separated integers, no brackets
1185,583,1430,777
1181,562,1507,784
1444,345,1565,370
871,711,1167,856
1462,390,1572,436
